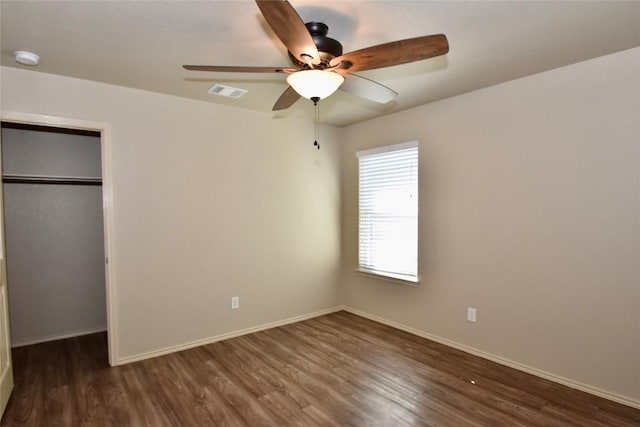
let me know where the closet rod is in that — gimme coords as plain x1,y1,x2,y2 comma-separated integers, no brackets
2,174,102,186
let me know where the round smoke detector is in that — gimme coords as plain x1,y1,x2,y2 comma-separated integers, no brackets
15,51,39,66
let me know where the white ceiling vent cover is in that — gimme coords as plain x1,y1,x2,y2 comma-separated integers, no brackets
207,84,247,99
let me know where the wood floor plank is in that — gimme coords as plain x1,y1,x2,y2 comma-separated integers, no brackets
299,318,552,426
176,347,250,426
307,323,534,426
258,391,322,427
317,312,638,426
1,311,638,426
218,337,345,426
263,325,466,427
233,333,379,427
283,321,550,427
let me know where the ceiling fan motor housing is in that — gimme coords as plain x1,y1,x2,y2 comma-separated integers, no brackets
291,22,343,67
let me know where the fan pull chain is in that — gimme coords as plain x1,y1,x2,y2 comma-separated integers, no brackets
312,96,320,150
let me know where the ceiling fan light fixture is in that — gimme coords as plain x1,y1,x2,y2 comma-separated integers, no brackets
287,70,344,100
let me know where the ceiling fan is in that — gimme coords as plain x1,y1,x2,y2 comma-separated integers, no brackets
183,0,449,111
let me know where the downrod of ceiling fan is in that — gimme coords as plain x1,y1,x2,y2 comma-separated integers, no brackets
305,22,343,58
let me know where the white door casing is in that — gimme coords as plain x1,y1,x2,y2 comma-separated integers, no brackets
0,111,117,374
0,128,14,417
0,262,13,418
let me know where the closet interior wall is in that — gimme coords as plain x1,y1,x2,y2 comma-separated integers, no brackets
1,123,106,347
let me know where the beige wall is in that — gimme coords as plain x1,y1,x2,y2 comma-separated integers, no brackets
341,48,640,403
0,66,342,361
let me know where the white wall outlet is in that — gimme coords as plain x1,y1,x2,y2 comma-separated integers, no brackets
231,296,239,310
467,307,477,322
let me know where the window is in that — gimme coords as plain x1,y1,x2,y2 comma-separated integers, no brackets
357,141,418,283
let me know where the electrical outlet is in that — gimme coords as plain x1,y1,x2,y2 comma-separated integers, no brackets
231,296,239,310
467,307,477,322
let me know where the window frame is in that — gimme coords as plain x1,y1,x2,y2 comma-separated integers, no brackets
356,141,419,285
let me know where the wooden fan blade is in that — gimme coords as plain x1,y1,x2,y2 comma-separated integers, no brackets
272,86,301,111
330,34,449,73
183,65,296,73
255,0,320,65
340,74,398,104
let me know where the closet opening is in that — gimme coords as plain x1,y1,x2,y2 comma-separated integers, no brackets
0,121,109,361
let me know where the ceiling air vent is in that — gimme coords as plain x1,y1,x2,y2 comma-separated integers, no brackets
207,84,247,99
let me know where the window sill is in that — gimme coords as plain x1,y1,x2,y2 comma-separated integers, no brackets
354,268,420,287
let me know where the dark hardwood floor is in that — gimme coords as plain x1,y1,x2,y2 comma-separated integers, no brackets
1,311,638,426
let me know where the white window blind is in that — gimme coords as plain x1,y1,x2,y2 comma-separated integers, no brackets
357,141,418,282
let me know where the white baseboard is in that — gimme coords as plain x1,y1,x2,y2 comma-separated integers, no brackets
115,306,343,366
342,306,640,410
12,327,107,348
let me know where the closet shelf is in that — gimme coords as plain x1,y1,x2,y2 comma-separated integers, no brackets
2,174,102,186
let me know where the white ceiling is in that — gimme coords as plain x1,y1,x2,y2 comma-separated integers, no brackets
1,1,639,127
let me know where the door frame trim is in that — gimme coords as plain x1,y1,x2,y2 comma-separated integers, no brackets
0,111,118,366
